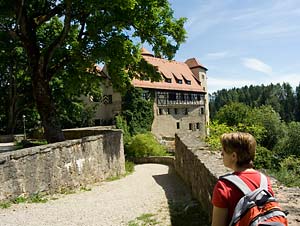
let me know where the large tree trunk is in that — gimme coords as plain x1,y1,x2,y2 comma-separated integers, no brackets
7,103,16,135
32,69,65,143
14,0,71,143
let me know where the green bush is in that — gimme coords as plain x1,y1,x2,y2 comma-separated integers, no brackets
115,115,131,146
126,133,168,158
271,156,300,187
254,146,279,170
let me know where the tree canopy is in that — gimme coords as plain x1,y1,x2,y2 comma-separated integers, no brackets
210,82,300,122
0,0,186,142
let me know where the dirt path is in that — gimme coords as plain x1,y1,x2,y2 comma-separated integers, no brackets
0,164,201,226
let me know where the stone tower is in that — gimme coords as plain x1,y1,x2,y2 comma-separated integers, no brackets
185,58,209,133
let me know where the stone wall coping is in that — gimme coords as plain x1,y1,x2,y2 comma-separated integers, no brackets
0,132,118,164
130,156,175,166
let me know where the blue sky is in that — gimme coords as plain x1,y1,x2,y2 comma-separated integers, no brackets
168,0,300,94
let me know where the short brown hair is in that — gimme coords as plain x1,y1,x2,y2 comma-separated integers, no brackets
220,132,256,168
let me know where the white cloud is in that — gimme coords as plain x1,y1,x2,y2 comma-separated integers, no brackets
204,51,229,60
208,76,257,93
242,58,272,75
271,73,300,88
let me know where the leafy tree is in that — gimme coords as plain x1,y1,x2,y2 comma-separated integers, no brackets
0,31,34,134
210,83,299,123
275,121,300,158
248,105,285,150
295,83,300,121
0,0,186,142
279,83,295,122
214,102,251,126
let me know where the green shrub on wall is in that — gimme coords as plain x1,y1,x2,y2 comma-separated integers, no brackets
121,87,154,136
115,115,131,146
126,133,168,158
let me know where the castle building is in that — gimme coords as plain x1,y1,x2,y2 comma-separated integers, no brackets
87,48,209,140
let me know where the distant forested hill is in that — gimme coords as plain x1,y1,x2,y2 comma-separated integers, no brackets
209,82,300,122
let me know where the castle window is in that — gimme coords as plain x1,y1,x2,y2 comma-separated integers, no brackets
177,122,180,129
174,108,178,115
159,108,163,115
142,90,151,100
196,123,200,130
184,108,188,115
200,107,204,115
189,123,193,130
167,108,170,114
168,92,176,101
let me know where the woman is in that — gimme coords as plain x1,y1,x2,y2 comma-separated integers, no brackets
211,132,274,226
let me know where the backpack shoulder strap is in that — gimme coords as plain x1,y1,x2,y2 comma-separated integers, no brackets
220,173,251,195
259,172,268,190
221,172,269,195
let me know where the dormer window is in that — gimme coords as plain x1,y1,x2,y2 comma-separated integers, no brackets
173,73,182,84
165,78,172,83
177,79,182,84
182,74,191,85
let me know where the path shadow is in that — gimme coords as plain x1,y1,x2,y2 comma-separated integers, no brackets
153,166,210,226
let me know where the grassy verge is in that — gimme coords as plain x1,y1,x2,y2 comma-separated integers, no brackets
0,185,93,209
128,213,160,226
106,160,135,182
0,193,48,209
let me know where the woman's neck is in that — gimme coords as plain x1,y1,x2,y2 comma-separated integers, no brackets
233,166,254,172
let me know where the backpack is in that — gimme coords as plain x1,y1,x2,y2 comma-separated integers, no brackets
220,172,288,226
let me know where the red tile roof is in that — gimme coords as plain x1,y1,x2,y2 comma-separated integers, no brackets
132,49,206,93
185,58,208,71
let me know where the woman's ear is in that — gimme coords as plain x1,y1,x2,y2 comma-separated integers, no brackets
231,152,238,161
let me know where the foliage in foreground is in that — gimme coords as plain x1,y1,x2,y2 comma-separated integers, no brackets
126,133,168,158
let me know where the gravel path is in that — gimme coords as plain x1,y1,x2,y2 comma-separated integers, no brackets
0,164,193,226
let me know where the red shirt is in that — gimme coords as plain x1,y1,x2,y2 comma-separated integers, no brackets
212,170,274,224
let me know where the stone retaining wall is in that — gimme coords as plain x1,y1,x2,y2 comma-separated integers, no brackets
0,129,125,201
174,133,229,219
